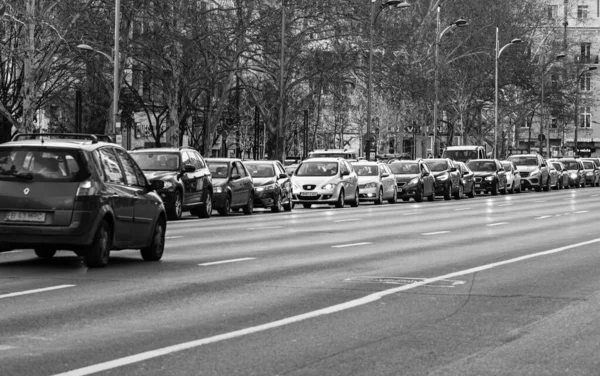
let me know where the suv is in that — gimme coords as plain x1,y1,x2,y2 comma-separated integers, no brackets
506,154,550,192
466,159,508,195
130,147,213,220
0,133,167,267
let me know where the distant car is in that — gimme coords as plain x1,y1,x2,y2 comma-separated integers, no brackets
581,159,599,187
441,145,487,162
307,149,358,161
206,158,255,215
130,147,213,220
500,161,522,193
466,159,508,195
243,160,293,212
284,163,298,177
582,158,600,187
0,133,167,268
291,157,359,208
559,158,585,188
455,161,476,198
506,154,550,192
351,161,397,204
423,158,462,200
388,159,435,202
550,161,569,189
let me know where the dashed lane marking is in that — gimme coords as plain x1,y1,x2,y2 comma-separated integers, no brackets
332,242,373,248
165,236,184,240
422,231,450,236
246,226,282,230
455,208,472,211
334,219,359,223
199,258,257,266
487,222,509,227
535,215,552,220
575,210,590,214
0,285,75,300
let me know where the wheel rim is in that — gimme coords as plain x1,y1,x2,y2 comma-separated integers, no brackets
277,194,283,211
99,226,109,262
225,197,231,212
155,222,165,254
206,194,212,214
248,195,254,211
175,193,182,218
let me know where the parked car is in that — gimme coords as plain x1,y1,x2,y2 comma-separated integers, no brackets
545,160,561,190
242,160,293,212
206,158,255,215
500,160,522,193
441,145,487,162
130,147,213,220
559,158,585,188
423,158,462,200
388,159,435,202
351,161,397,204
284,163,298,177
0,133,167,267
506,153,550,192
291,157,359,208
466,159,508,195
581,159,600,187
455,161,476,198
549,160,569,189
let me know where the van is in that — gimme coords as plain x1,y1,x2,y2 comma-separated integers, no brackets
441,146,487,162
307,149,358,161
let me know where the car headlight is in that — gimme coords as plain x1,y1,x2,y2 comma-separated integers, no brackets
214,186,223,193
406,178,419,186
161,181,174,189
436,174,448,181
256,184,276,192
570,173,578,179
363,182,378,189
322,183,336,190
529,169,540,176
485,176,494,181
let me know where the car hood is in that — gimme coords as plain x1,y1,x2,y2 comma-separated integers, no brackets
144,171,178,181
292,175,340,186
357,176,380,185
253,177,276,186
394,174,419,183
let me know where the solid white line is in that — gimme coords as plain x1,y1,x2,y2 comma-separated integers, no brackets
165,236,184,240
575,210,590,214
0,285,75,300
247,226,282,230
422,231,450,236
332,242,372,248
198,258,256,266
51,237,600,376
487,222,508,227
454,208,472,211
334,219,359,223
535,215,551,220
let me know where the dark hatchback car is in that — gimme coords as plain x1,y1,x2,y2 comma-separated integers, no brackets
454,161,476,198
0,133,167,268
130,147,213,220
206,158,254,216
423,158,462,200
388,159,435,202
466,159,508,195
242,160,293,212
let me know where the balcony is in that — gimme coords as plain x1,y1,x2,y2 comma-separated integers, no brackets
574,54,599,64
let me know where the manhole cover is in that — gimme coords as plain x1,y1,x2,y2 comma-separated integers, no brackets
345,276,465,288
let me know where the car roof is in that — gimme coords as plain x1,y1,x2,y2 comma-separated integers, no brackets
1,138,111,151
301,157,343,162
130,148,181,153
444,146,482,150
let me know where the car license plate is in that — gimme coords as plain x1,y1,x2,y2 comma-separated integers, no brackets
6,211,46,223
301,192,318,196
475,184,481,188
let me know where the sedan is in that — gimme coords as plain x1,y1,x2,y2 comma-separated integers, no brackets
206,158,255,215
351,161,397,204
466,159,508,195
423,158,462,200
388,160,435,202
581,159,599,187
243,160,293,212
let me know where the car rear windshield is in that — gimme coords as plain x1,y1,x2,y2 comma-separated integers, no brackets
295,161,338,176
130,152,179,171
467,160,496,172
206,161,230,178
389,163,418,174
424,160,448,172
442,150,478,162
583,161,595,169
562,161,579,170
0,147,84,182
353,165,378,176
552,163,562,170
244,162,275,178
507,156,537,166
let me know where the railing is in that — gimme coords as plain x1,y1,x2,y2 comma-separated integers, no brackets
574,54,599,64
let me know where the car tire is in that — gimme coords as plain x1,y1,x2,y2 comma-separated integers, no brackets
374,188,383,205
414,186,423,202
283,192,293,211
140,218,165,261
197,192,212,218
454,184,463,200
167,190,183,220
271,192,283,212
83,220,111,268
491,181,499,196
34,248,56,259
543,177,550,192
427,188,435,201
302,203,312,209
467,184,475,198
335,189,345,208
509,182,515,194
350,189,359,207
443,184,451,200
243,193,254,215
388,188,397,204
218,195,231,216
535,183,542,192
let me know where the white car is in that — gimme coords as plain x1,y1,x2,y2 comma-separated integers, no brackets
500,160,522,193
351,161,397,204
291,158,359,209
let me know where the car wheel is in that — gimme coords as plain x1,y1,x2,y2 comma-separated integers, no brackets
427,187,435,201
443,184,451,200
350,189,359,207
454,184,463,200
388,187,398,204
374,188,383,205
535,183,542,192
467,184,475,198
302,203,312,209
509,182,515,194
218,195,231,216
335,189,345,208
243,193,254,215
83,220,111,268
543,177,550,192
140,218,165,261
491,181,499,196
271,192,283,212
196,192,212,218
414,186,423,202
34,248,56,259
167,190,183,220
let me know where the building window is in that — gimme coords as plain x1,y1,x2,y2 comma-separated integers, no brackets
578,5,588,19
580,72,592,91
579,106,591,128
547,5,558,19
551,118,558,128
580,43,591,62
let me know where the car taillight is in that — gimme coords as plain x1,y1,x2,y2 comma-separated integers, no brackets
76,179,96,197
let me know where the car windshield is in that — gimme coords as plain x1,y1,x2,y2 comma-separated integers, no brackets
131,152,179,171
352,165,378,176
244,162,275,178
501,162,512,172
206,161,230,178
552,163,562,170
295,161,338,176
562,161,579,170
309,153,355,159
583,161,595,169
425,160,448,172
507,156,537,166
389,162,419,174
0,147,82,182
467,160,497,172
442,150,478,162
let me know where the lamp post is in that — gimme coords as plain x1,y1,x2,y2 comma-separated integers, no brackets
494,28,521,159
574,65,597,155
276,1,285,163
366,0,411,161
541,53,566,158
433,7,468,158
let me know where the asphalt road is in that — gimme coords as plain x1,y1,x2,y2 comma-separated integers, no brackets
2,187,600,376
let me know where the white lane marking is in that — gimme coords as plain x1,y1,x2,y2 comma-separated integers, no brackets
0,285,75,300
198,258,256,266
246,226,282,230
332,242,372,248
165,236,184,240
455,208,472,211
402,212,419,216
1,250,23,254
334,218,359,223
422,231,450,236
51,237,600,376
487,222,508,227
591,194,600,197
497,204,513,207
535,215,552,220
0,345,16,351
575,210,590,214
534,200,547,203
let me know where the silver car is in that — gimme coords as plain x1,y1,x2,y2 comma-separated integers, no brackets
291,158,359,209
351,161,397,204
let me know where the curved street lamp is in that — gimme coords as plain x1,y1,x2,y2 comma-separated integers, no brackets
494,28,522,159
365,0,411,161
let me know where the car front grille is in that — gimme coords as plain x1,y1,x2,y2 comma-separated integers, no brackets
475,177,482,183
396,183,406,188
520,172,530,177
302,185,316,190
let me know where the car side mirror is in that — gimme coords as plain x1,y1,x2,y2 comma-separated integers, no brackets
183,164,196,173
341,170,350,176
279,173,288,179
231,173,241,180
381,172,389,178
450,167,457,172
149,180,165,191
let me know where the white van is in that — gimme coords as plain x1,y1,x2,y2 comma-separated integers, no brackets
441,146,487,162
308,149,358,161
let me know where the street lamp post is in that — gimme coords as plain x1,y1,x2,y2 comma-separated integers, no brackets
366,0,410,161
494,28,521,159
433,6,467,158
574,65,598,155
276,1,285,163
